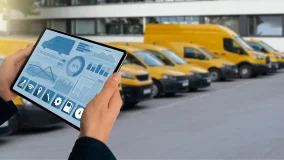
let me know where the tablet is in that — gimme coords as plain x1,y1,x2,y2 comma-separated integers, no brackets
11,28,127,130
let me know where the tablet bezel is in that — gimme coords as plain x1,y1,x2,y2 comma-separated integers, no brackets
10,28,127,131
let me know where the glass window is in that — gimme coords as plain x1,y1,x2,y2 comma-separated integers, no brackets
133,51,164,66
247,42,268,53
97,18,123,35
248,15,282,36
50,20,67,32
125,53,145,67
50,0,70,6
184,47,202,59
123,18,143,35
162,50,187,64
147,50,174,66
72,19,95,35
198,47,218,59
223,38,244,54
259,40,278,52
73,0,97,5
147,16,199,24
234,36,253,51
205,16,240,33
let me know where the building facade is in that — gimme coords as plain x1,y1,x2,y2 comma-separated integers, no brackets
5,0,284,50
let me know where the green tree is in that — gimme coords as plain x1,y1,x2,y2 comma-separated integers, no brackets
0,0,38,16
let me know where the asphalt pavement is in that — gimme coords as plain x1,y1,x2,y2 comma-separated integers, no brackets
1,71,284,160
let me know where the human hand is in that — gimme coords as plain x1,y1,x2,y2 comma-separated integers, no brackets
0,45,33,101
79,72,122,144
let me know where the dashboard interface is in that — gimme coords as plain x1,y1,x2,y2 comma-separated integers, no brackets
12,29,125,128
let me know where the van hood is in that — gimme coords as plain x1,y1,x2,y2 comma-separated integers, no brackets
120,64,148,75
176,64,207,73
149,66,186,76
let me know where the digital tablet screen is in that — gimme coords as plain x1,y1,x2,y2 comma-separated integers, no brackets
12,29,126,129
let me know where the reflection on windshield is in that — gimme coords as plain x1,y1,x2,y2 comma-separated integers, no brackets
133,51,164,66
260,40,278,52
0,58,3,64
199,47,218,59
162,50,187,64
234,36,254,51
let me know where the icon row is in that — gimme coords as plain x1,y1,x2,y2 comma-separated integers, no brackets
17,76,84,120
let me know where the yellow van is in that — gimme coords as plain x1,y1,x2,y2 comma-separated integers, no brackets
151,41,237,82
119,62,153,107
115,42,211,91
0,54,62,135
246,39,284,70
107,43,189,97
0,37,36,56
144,24,271,78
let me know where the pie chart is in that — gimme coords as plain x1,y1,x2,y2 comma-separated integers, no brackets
66,56,85,77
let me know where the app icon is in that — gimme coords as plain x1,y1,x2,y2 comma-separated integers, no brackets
72,106,84,120
17,76,28,89
33,85,46,98
25,80,37,94
61,100,76,115
42,89,55,104
51,94,65,109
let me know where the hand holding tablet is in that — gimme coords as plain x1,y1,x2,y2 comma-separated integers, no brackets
11,29,127,130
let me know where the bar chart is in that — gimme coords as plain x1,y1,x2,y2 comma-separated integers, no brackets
86,62,111,78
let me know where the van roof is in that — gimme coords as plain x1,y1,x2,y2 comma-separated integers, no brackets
145,24,238,36
106,43,142,52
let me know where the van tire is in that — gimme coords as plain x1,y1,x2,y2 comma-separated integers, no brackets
152,80,162,98
209,68,221,82
123,101,139,109
8,113,20,135
239,64,252,78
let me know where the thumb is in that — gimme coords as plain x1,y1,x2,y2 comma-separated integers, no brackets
97,72,121,101
11,45,33,63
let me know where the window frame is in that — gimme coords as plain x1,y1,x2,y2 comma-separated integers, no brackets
183,47,205,60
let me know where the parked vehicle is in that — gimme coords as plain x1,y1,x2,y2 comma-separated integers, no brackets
246,39,284,71
150,41,237,82
107,43,189,98
120,61,153,107
117,42,211,91
144,24,271,78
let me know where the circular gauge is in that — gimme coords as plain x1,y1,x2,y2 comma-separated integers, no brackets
66,56,85,77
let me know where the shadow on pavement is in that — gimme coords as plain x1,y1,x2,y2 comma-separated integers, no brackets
16,125,65,136
0,139,9,145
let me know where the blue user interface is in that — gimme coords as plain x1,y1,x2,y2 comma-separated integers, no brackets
13,29,125,128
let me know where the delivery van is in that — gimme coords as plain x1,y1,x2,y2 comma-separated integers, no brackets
115,42,211,91
246,39,284,70
0,37,35,55
107,43,189,97
0,55,62,135
120,61,153,107
144,24,271,78
119,83,124,105
149,41,237,82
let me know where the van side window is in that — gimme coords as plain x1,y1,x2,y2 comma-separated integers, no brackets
184,47,201,59
126,53,146,67
147,50,174,66
247,42,268,53
223,38,243,54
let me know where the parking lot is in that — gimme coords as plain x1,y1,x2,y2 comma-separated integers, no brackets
1,72,284,159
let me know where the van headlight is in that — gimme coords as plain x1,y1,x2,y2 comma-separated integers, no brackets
120,71,133,79
162,74,176,80
21,98,33,107
253,54,264,60
274,53,282,59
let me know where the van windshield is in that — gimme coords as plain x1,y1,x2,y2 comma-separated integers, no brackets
260,40,278,52
162,50,187,64
234,36,254,51
199,47,218,59
133,51,164,66
123,58,131,64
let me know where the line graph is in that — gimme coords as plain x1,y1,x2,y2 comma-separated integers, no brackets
25,64,57,83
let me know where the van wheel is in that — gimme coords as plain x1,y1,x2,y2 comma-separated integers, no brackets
209,68,221,82
151,81,161,98
8,113,20,135
239,64,252,78
123,101,139,109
